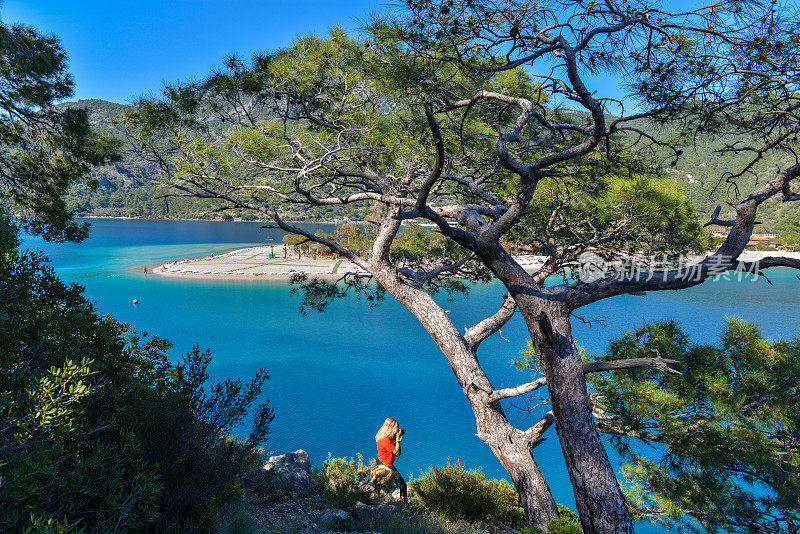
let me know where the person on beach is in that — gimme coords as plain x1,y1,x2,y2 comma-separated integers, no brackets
374,417,408,503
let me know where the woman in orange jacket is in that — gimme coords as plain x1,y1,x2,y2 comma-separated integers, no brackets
375,417,408,503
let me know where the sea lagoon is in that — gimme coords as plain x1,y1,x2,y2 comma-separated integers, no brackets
22,218,800,533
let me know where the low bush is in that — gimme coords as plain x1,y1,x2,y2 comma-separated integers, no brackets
0,230,273,532
210,502,260,534
132,344,273,532
412,460,584,532
544,516,583,534
314,453,374,508
411,459,524,526
521,505,583,534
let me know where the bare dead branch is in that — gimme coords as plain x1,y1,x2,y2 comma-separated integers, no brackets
583,357,681,375
526,410,555,446
465,293,517,351
703,205,735,227
487,377,548,404
566,163,800,309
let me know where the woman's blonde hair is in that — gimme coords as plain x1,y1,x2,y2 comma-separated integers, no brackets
375,417,399,441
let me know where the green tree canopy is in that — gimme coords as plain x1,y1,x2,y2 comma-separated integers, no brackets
0,22,119,241
589,319,799,533
125,1,800,530
0,221,273,532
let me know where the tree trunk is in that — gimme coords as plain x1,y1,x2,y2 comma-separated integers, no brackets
468,390,558,527
479,244,635,533
486,419,557,527
522,302,634,533
382,274,559,529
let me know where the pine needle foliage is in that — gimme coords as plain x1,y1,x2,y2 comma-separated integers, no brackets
0,22,119,241
589,319,800,533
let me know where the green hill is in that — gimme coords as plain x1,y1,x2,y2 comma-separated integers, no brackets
627,118,800,245
59,99,800,244
58,99,352,222
57,99,224,220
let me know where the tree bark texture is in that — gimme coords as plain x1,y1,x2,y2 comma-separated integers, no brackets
480,246,635,533
528,305,634,534
491,425,556,528
377,270,560,529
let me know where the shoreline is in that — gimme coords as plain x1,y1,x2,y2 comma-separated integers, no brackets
80,215,339,224
151,265,337,281
78,215,437,227
150,245,365,280
149,245,541,280
149,246,800,282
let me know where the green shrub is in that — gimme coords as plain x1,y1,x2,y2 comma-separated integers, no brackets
522,505,583,534
211,502,260,534
318,510,355,531
316,475,363,510
131,343,273,532
0,238,273,532
0,249,160,531
544,516,583,534
314,453,374,508
411,460,525,526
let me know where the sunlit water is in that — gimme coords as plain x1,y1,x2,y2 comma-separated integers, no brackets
22,219,800,532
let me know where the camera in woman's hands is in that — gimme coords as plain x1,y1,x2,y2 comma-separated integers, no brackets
398,428,406,436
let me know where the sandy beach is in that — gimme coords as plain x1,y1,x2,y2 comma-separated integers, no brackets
153,246,357,279
151,246,800,281
152,245,548,280
736,250,800,262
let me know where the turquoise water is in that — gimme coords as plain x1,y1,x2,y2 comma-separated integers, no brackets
22,219,800,532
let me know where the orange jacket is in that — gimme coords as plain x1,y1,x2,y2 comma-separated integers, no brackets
376,436,396,466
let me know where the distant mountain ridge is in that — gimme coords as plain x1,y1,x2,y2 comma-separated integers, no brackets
59,99,800,243
58,99,256,221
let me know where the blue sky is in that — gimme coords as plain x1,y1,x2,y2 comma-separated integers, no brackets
4,0,702,110
3,0,383,103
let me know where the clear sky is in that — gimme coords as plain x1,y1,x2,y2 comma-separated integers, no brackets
3,0,384,103
3,0,706,110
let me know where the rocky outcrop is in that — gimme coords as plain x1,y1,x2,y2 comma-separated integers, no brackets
263,449,317,492
317,508,354,531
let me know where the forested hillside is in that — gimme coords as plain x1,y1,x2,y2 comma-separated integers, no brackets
57,100,218,219
58,99,366,222
631,117,800,244
60,99,800,243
